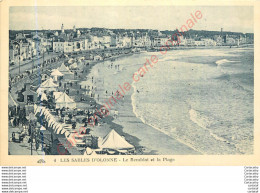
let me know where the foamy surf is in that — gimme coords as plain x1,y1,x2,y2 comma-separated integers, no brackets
131,81,205,154
215,59,237,65
189,109,213,129
189,108,230,143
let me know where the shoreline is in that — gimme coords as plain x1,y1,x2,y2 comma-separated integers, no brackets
85,50,200,155
131,82,204,154
78,52,144,153
149,44,254,52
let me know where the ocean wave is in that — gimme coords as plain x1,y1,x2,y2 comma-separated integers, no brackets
189,108,228,143
189,109,213,129
215,59,236,65
131,81,205,154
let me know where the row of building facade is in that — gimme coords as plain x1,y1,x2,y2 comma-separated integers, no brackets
9,24,253,64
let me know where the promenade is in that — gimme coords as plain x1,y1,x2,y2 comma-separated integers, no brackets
8,47,137,155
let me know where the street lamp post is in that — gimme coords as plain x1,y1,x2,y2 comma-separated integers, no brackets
19,55,21,75
30,122,33,155
42,47,45,72
32,57,34,74
43,50,45,66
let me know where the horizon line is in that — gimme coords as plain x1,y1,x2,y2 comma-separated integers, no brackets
9,28,254,34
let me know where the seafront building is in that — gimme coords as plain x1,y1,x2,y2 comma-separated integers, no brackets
9,24,253,66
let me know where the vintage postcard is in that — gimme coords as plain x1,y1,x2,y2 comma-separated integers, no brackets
0,0,260,165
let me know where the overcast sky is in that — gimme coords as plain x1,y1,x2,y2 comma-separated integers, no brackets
9,6,254,33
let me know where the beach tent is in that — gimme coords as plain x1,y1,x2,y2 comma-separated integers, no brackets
41,78,58,88
100,129,134,150
40,126,46,131
45,111,53,120
48,118,56,128
51,69,64,77
55,92,76,109
60,128,67,135
53,92,63,100
43,108,50,117
58,63,74,79
51,69,64,81
39,107,46,116
58,63,73,75
34,105,44,115
37,78,58,93
53,123,63,133
55,126,63,135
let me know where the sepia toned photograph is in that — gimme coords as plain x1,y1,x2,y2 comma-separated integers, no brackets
2,2,258,164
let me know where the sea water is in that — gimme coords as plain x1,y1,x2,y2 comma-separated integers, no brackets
132,47,254,154
85,47,254,155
